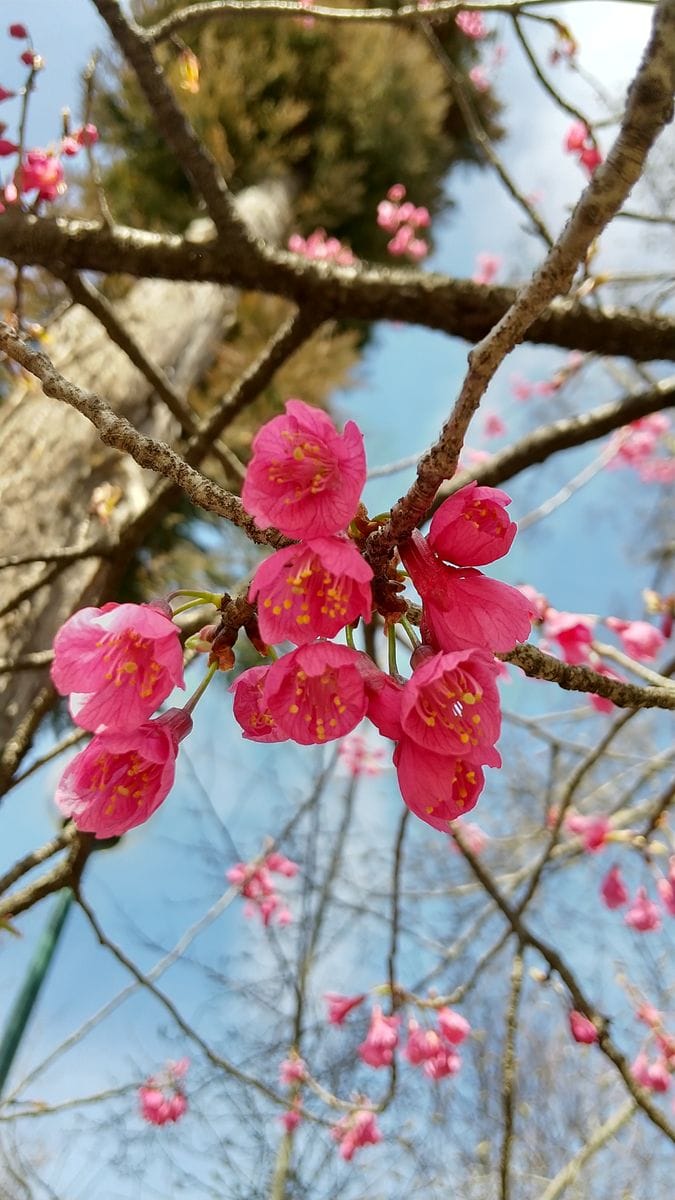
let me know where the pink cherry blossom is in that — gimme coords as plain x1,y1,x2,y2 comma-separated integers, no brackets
624,887,662,933
17,149,65,201
569,1010,598,1044
423,1045,462,1079
472,252,502,286
263,643,368,745
52,602,184,732
636,1002,662,1027
249,535,372,646
338,732,385,776
387,183,406,202
400,530,534,655
393,739,485,830
324,992,366,1024
608,413,670,466
517,584,548,622
565,122,589,152
564,812,610,853
469,65,491,92
242,399,366,538
632,1052,671,1092
404,1020,443,1064
279,1056,307,1085
9,23,29,38
456,11,487,38
449,820,487,855
139,1061,189,1125
265,852,299,877
358,1005,400,1068
400,648,502,766
600,865,628,909
429,482,517,566
657,859,675,916
484,413,506,439
332,1108,382,1160
230,665,289,743
287,228,356,266
543,609,595,664
76,122,99,146
437,1008,471,1045
605,617,665,662
55,709,191,838
280,1107,302,1133
510,374,535,402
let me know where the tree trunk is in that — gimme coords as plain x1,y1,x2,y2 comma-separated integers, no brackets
0,181,292,791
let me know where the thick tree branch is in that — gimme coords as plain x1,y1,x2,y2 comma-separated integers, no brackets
503,643,675,709
3,213,675,361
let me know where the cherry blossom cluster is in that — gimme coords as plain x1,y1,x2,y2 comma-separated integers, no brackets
276,1047,383,1155
50,601,191,837
287,228,358,267
138,1058,189,1126
524,587,669,713
376,184,431,262
0,21,98,211
355,1001,471,1080
232,399,534,830
607,412,675,485
455,11,488,39
564,121,603,175
569,993,675,1098
226,850,299,926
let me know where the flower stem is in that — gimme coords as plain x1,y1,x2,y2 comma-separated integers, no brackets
184,662,218,716
387,626,399,676
345,624,356,650
400,617,420,650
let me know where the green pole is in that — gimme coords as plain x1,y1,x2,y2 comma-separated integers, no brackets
0,887,74,1095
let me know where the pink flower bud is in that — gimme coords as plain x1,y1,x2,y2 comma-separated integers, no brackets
9,23,28,38
569,1010,598,1044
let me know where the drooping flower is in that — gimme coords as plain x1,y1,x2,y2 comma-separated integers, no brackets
404,1020,443,1065
564,812,611,853
399,649,502,766
543,609,595,664
600,865,628,909
52,602,184,733
263,643,368,745
569,1010,598,1044
55,709,192,838
624,887,662,933
605,617,665,662
324,992,366,1025
428,483,517,567
437,1007,471,1045
393,739,485,830
400,530,534,655
241,399,366,538
229,665,289,743
423,1045,462,1079
358,1005,400,1068
331,1108,382,1160
250,535,372,646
